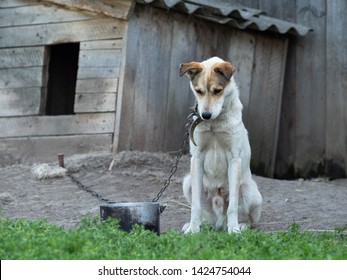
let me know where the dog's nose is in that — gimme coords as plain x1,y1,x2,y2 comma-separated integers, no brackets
201,112,212,120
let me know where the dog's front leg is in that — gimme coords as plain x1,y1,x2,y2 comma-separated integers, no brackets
227,157,241,233
184,155,203,234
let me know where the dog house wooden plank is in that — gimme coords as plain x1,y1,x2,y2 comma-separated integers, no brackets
79,49,122,68
75,78,118,93
162,13,197,152
293,0,327,177
225,31,256,128
0,0,35,8
77,67,121,79
325,0,347,177
0,18,126,48
117,5,173,151
0,47,45,68
114,38,136,150
141,9,173,152
0,87,41,117
248,35,288,177
0,134,113,165
74,93,116,113
44,0,134,20
0,67,43,89
80,39,123,50
0,3,94,28
0,113,115,138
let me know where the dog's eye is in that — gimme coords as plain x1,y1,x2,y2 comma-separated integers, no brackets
213,88,223,95
195,89,203,95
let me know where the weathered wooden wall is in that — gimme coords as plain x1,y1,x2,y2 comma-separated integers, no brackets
0,0,126,165
3,0,344,179
115,4,288,177
234,0,347,178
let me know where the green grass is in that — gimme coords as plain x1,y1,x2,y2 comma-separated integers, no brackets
0,216,346,260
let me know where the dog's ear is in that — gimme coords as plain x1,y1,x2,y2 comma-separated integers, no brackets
179,62,202,80
214,62,235,80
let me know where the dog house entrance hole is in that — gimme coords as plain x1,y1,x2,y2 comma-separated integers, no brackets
44,43,79,115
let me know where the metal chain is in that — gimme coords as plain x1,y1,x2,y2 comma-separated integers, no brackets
152,130,190,202
152,112,195,202
67,110,195,204
67,172,114,204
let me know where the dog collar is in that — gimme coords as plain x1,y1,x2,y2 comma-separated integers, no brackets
189,116,203,146
188,104,203,146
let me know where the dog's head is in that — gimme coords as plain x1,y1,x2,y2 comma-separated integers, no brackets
180,57,235,120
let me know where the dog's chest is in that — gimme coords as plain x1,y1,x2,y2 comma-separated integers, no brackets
197,123,233,151
203,147,229,187
195,124,233,188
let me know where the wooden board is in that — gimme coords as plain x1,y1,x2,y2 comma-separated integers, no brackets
0,113,115,138
0,0,37,8
75,78,118,93
161,12,197,152
247,35,288,177
0,134,113,165
43,0,134,20
74,93,116,113
79,49,122,67
77,40,122,80
325,0,347,177
80,39,123,50
225,30,256,127
117,5,173,151
0,87,41,116
0,47,45,68
0,67,43,89
0,17,126,48
0,3,95,27
274,39,297,178
261,0,297,179
140,7,173,151
77,67,120,79
112,16,128,153
294,0,327,177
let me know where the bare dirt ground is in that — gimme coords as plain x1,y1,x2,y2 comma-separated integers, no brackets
0,151,346,233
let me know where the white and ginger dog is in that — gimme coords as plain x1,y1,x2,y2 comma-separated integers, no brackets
179,57,262,233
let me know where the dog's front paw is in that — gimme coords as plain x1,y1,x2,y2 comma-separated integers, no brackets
227,225,241,234
182,222,200,234
228,223,250,233
181,223,190,233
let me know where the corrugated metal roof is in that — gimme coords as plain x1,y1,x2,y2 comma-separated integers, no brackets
137,0,312,36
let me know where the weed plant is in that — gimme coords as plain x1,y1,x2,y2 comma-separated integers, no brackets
0,216,346,260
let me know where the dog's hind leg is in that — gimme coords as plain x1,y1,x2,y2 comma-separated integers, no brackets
239,179,262,226
182,174,192,204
